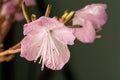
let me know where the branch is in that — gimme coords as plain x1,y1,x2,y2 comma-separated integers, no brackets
0,55,14,62
0,42,21,63
0,0,22,62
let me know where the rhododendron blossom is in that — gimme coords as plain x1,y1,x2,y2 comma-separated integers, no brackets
72,3,107,43
21,16,75,70
20,3,108,71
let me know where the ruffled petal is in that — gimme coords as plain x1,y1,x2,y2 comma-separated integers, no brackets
21,32,45,61
23,16,59,35
52,27,75,45
73,3,107,30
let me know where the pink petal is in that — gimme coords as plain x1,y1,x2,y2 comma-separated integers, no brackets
23,16,58,35
23,0,36,6
74,3,107,30
23,16,75,45
21,33,44,61
14,12,24,21
44,36,70,70
73,19,96,43
53,27,75,45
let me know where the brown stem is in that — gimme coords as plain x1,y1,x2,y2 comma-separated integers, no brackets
0,55,14,62
0,42,21,63
0,0,22,62
0,42,21,57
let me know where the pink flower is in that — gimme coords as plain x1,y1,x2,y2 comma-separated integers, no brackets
14,12,24,21
21,16,75,70
1,1,24,21
1,0,36,21
23,0,36,6
1,1,16,16
72,3,107,43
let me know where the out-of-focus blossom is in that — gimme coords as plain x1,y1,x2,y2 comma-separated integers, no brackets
1,1,24,21
21,16,75,70
72,3,107,43
23,0,36,6
14,12,24,21
1,1,16,16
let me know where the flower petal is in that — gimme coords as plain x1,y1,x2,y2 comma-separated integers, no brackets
14,12,24,21
42,33,70,70
23,16,75,45
73,20,96,43
73,3,107,30
20,32,45,61
52,27,75,45
23,16,59,35
23,0,36,6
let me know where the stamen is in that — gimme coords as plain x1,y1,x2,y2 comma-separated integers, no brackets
39,56,42,64
69,25,82,28
64,11,74,23
31,14,36,21
51,51,55,69
59,10,69,22
96,35,102,38
45,4,52,17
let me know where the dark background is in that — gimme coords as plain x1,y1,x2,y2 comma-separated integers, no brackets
0,0,120,80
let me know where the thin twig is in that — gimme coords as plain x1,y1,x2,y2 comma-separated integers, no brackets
0,55,14,62
0,0,22,62
0,1,31,62
0,42,21,57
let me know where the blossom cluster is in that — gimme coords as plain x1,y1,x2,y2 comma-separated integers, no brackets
20,3,107,70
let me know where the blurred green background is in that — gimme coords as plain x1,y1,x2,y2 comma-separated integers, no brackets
0,0,120,80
